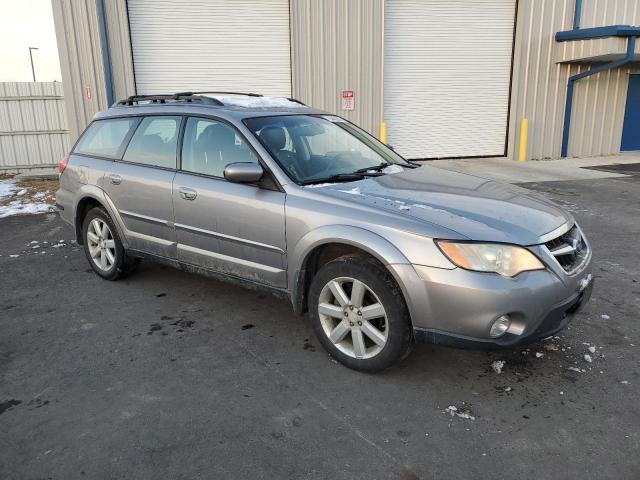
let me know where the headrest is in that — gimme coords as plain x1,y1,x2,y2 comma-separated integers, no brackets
259,126,286,151
200,123,236,148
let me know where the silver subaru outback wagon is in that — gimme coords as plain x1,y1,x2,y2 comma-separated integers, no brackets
56,92,593,372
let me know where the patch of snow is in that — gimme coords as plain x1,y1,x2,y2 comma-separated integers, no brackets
567,366,582,373
491,360,505,374
9,254,19,258
209,95,306,109
0,180,17,199
33,192,47,199
30,240,38,244
0,201,53,218
600,314,610,320
339,187,362,195
584,354,593,363
16,189,27,196
620,380,629,385
381,164,405,174
504,387,512,392
535,352,544,358
304,183,334,188
588,346,596,354
445,405,475,420
398,205,411,211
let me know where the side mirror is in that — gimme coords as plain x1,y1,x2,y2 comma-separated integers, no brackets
224,162,264,183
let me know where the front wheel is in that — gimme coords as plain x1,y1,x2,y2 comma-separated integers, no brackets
308,254,413,372
82,207,138,281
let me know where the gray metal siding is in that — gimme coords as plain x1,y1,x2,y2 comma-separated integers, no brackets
0,82,71,170
290,0,384,137
103,0,136,100
51,0,109,142
509,0,640,160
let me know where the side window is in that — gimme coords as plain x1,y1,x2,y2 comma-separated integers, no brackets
122,116,181,169
74,118,138,158
181,117,258,177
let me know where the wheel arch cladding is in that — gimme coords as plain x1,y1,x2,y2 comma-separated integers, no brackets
289,225,413,316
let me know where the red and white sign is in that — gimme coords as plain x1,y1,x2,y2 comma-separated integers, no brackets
341,90,354,111
84,85,92,100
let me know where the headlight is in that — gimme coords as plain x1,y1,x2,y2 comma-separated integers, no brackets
436,241,545,277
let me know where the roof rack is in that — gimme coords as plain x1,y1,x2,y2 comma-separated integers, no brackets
186,91,264,97
116,93,223,106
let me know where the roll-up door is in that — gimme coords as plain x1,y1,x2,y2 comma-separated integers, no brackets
127,0,291,96
384,0,516,159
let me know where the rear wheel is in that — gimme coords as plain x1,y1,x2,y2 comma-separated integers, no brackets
308,254,413,372
82,207,138,280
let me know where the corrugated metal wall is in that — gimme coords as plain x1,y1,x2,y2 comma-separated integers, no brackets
509,0,640,160
0,82,71,170
290,0,384,136
52,0,639,161
103,0,136,100
51,0,109,142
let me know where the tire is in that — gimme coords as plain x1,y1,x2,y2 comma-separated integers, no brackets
82,206,139,281
308,253,413,372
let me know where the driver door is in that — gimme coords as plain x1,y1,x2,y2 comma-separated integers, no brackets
172,116,287,288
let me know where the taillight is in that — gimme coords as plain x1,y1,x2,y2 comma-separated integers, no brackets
59,154,70,174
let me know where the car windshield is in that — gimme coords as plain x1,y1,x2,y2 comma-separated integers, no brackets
244,115,410,184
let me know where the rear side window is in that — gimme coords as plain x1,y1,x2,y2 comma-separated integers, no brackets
123,116,181,169
74,118,138,158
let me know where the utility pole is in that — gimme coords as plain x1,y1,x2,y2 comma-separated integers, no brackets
29,47,39,82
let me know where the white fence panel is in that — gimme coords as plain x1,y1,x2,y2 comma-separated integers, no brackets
0,82,71,170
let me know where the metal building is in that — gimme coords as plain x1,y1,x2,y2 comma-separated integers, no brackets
51,0,640,161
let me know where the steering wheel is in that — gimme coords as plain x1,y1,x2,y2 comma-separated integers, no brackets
322,151,358,174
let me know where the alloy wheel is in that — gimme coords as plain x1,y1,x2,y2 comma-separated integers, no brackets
86,218,116,272
318,276,388,359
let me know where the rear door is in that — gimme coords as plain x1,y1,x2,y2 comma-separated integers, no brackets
103,115,181,258
173,116,287,288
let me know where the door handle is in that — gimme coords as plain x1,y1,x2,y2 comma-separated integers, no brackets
108,173,122,185
179,187,197,201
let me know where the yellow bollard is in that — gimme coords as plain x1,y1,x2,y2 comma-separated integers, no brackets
518,118,529,162
379,122,388,144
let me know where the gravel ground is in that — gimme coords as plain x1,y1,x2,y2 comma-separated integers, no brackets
0,174,638,480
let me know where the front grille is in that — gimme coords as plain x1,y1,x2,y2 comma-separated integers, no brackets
544,225,587,272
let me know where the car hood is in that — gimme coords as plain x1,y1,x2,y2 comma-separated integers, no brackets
311,166,572,245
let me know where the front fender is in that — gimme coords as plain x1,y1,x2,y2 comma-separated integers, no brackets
289,225,425,322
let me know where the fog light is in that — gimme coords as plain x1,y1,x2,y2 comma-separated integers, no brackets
490,315,511,338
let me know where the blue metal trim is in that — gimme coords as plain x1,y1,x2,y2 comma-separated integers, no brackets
573,0,583,29
561,36,637,157
96,0,114,106
556,25,640,42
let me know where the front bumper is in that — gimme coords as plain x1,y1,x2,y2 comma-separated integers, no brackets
391,247,593,349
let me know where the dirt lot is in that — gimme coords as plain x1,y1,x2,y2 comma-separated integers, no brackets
0,174,638,479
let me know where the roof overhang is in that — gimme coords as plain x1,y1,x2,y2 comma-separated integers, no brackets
555,25,640,64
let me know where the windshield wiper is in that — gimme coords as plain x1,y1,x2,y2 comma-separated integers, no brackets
300,173,365,185
353,163,390,174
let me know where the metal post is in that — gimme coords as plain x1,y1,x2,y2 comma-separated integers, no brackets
28,47,39,82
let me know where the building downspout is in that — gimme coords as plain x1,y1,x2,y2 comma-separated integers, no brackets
561,36,636,157
96,0,114,106
573,0,583,29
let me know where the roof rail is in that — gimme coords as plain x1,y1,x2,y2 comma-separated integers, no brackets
286,97,307,106
187,91,264,97
116,93,223,106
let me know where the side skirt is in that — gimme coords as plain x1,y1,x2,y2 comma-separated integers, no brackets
128,249,291,302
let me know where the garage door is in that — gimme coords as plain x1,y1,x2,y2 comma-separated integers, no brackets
383,0,516,159
127,0,291,96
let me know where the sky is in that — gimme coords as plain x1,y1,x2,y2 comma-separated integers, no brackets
0,0,62,82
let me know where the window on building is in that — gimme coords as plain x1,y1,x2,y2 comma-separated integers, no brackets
74,118,138,159
181,117,258,177
123,116,181,169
